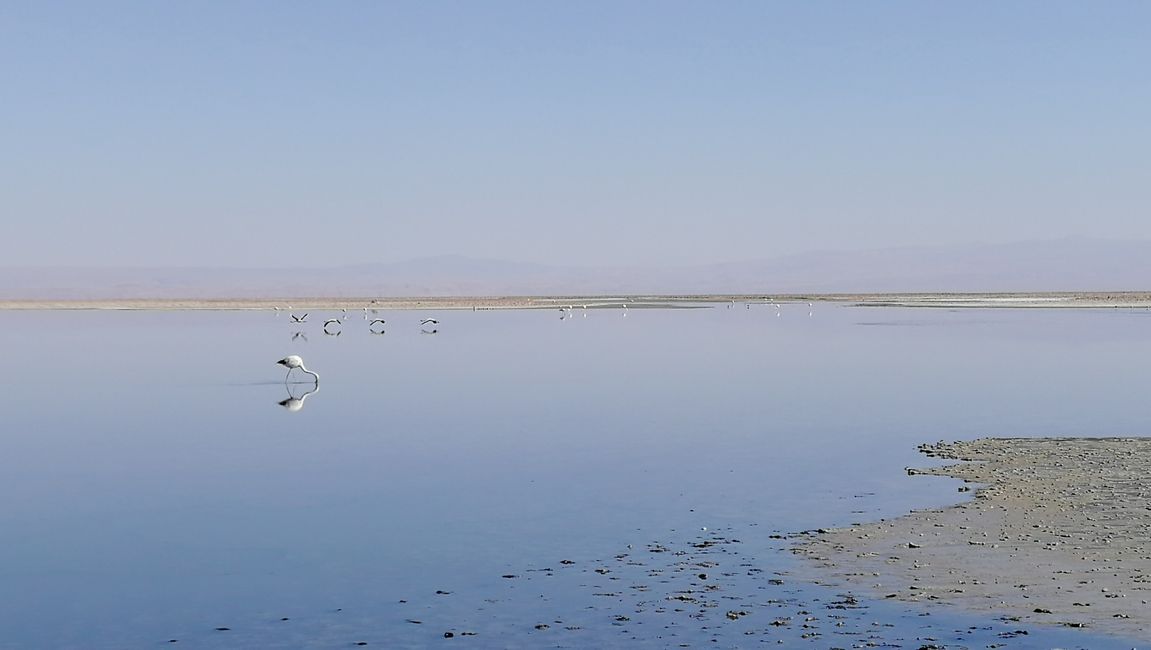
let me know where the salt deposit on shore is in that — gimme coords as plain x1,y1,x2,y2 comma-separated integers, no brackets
3,291,1151,310
796,437,1151,637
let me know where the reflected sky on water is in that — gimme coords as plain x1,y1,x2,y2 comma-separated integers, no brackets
2,304,1149,648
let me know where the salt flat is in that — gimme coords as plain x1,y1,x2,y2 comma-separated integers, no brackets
3,291,1151,310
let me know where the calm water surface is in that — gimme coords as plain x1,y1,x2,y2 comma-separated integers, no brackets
2,305,1150,648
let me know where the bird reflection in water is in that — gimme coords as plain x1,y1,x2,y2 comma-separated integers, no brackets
279,382,319,412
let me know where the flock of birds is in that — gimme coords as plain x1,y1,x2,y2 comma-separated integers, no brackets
729,297,816,318
276,305,440,339
272,299,815,411
272,308,440,412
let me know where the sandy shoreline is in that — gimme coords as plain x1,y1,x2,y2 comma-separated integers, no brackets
794,437,1151,638
3,291,1151,310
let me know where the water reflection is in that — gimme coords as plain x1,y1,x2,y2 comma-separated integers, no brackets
4,307,1150,649
278,382,319,412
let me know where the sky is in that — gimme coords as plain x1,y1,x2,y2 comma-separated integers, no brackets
2,1,1149,268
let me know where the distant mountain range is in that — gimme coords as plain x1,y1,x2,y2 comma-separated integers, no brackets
2,239,1149,299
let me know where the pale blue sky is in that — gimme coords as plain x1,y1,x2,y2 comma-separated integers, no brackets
3,2,1149,268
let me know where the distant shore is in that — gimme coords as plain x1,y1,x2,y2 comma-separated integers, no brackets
795,437,1151,637
2,292,1151,310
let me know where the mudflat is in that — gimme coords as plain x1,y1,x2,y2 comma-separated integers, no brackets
795,437,1151,637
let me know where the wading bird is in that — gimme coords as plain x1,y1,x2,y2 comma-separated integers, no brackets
277,355,319,384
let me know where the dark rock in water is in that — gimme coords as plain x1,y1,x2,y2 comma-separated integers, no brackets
405,619,423,624
443,631,454,638
280,617,290,621
435,590,451,595
697,573,707,580
214,627,230,632
501,574,517,579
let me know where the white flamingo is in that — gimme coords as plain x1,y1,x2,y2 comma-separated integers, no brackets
277,355,319,384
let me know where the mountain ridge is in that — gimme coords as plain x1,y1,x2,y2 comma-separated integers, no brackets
2,239,1148,299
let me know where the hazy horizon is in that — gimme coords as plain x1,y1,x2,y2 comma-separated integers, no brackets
4,237,1151,298
4,3,1150,271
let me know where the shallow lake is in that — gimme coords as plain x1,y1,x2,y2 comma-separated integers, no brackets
2,304,1149,648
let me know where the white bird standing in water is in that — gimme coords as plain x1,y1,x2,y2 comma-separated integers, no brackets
277,355,319,384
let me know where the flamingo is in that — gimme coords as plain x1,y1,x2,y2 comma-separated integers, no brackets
277,355,319,384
